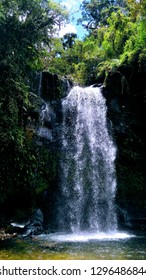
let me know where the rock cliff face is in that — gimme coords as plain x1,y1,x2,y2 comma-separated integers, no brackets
103,68,146,230
41,72,72,101
31,72,73,230
34,72,72,146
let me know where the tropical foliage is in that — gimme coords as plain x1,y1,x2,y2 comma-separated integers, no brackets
47,0,146,85
0,0,146,221
0,0,67,218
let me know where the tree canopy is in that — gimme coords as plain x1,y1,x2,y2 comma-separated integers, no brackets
79,0,127,30
47,0,146,85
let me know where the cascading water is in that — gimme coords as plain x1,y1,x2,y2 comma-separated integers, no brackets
57,86,117,233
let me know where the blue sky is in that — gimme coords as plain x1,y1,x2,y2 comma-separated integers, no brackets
54,0,86,39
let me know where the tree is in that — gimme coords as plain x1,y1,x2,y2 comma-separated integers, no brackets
0,0,68,74
0,0,68,215
62,33,77,49
79,0,127,30
102,10,133,57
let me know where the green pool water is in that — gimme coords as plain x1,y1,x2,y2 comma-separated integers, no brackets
0,231,146,260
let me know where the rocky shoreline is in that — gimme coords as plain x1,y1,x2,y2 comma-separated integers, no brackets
0,229,17,241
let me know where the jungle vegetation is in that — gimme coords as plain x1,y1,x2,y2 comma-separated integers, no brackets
0,0,146,222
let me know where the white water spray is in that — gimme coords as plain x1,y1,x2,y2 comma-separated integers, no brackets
57,86,117,233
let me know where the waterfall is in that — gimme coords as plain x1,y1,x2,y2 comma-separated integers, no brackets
57,86,117,233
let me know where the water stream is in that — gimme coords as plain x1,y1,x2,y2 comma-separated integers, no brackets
57,86,117,233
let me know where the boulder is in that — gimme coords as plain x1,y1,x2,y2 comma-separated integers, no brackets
23,208,44,237
9,209,44,238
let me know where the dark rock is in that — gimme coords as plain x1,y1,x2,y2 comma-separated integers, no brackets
8,209,44,237
7,223,25,234
102,64,146,230
41,72,72,101
128,218,146,231
22,209,44,237
116,206,132,230
30,208,43,225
